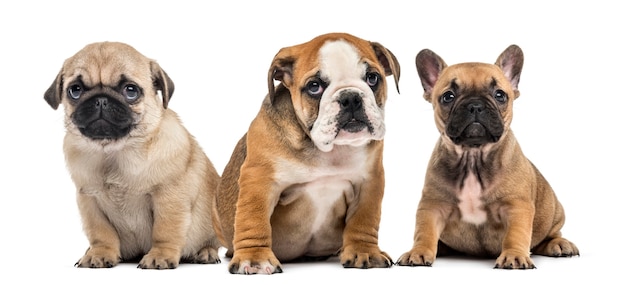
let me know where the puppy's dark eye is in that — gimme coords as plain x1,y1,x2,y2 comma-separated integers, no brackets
365,72,380,89
123,84,140,101
441,91,455,104
68,84,82,100
305,79,325,98
494,89,507,103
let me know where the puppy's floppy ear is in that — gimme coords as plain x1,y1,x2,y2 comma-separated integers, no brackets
44,69,64,110
415,49,447,103
370,42,401,94
151,61,175,109
267,47,296,105
495,44,524,98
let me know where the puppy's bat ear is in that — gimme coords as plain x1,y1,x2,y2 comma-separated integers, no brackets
495,44,524,98
151,61,175,109
371,42,401,94
415,49,447,103
267,47,295,105
44,70,63,110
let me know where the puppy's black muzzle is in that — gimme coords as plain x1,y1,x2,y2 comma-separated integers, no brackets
446,98,503,147
72,95,134,140
336,91,372,133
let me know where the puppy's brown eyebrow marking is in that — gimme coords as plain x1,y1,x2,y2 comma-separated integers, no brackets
74,74,83,84
490,77,499,89
117,74,129,88
69,75,89,90
449,78,459,92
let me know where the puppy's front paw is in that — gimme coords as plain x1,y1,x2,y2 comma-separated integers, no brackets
494,250,535,269
138,247,180,269
340,244,392,269
395,246,436,266
228,247,282,274
75,247,120,268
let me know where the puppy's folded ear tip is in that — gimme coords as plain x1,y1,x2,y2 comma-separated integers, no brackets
44,96,60,110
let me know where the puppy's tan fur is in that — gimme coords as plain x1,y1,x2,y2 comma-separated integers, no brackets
212,33,400,274
45,42,221,269
396,45,578,269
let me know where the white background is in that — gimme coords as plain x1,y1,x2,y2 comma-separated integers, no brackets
1,0,621,283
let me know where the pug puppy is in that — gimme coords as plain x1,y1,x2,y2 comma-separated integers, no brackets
396,45,579,269
44,42,221,269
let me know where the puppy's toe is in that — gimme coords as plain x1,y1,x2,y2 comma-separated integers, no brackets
340,245,393,269
75,247,120,268
191,246,221,264
533,237,580,257
229,259,282,275
395,247,435,266
138,248,180,269
494,250,535,270
228,248,282,274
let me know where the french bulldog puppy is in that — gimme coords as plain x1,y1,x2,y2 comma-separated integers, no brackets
396,45,578,269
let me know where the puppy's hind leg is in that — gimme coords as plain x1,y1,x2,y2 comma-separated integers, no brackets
189,244,221,264
532,235,580,257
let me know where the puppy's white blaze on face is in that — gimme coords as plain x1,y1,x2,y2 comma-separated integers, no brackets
310,40,385,152
458,173,487,225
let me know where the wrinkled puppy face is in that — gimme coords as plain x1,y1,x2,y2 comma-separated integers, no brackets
44,42,173,145
435,64,512,147
415,45,523,148
269,34,399,152
309,40,387,152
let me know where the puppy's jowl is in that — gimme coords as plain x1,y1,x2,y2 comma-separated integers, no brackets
212,32,400,274
45,42,221,269
396,45,579,269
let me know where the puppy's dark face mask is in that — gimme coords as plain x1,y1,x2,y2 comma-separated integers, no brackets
66,76,145,140
439,78,507,148
44,42,175,143
415,45,523,150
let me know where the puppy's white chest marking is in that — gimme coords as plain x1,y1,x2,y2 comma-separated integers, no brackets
276,147,368,233
303,177,351,233
458,173,487,225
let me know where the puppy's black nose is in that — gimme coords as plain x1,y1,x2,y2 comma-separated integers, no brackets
339,92,363,113
467,101,484,114
95,97,109,110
